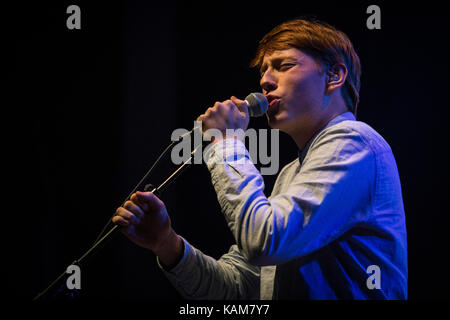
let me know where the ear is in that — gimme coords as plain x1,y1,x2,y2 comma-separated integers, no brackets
326,63,348,94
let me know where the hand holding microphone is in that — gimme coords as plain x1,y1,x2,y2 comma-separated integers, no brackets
196,93,268,138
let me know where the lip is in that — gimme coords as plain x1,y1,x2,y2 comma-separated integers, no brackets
269,98,281,108
266,94,281,107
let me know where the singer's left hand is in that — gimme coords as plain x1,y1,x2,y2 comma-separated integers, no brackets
197,96,249,139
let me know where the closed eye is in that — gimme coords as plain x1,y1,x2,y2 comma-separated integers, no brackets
259,56,298,77
279,63,296,71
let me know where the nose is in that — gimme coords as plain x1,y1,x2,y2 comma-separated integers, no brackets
260,70,278,94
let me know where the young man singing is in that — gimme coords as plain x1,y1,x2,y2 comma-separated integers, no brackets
113,18,407,299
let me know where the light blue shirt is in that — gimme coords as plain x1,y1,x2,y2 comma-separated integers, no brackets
159,112,408,299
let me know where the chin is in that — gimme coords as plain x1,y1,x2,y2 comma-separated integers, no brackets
267,112,290,130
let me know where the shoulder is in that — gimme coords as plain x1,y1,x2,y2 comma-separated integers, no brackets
312,119,393,156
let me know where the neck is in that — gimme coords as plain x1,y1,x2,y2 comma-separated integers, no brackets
289,108,348,151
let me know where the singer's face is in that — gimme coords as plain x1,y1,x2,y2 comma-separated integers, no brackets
259,48,327,134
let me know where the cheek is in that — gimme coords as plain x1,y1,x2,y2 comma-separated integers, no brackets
287,71,325,105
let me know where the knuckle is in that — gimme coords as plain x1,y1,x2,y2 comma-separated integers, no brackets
123,200,133,209
134,208,144,218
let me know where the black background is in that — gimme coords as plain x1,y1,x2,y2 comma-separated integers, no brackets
8,0,450,304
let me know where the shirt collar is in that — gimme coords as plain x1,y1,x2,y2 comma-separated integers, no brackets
298,111,356,164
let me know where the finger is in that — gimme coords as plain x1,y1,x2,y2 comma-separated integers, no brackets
121,224,136,237
115,207,141,225
226,99,242,120
222,99,242,124
112,215,130,227
130,193,149,212
135,191,164,211
114,223,136,240
221,100,234,116
230,96,249,118
123,200,145,218
206,107,215,117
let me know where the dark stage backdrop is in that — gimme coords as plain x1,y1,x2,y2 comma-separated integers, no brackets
8,0,450,302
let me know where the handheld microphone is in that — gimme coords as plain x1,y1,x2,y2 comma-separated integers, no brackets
245,92,268,117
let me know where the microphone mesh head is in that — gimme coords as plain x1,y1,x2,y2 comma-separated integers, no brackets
245,92,268,117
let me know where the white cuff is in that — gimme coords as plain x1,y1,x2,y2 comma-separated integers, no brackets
204,138,252,170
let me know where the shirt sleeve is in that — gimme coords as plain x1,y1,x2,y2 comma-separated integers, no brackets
204,125,376,266
157,237,260,300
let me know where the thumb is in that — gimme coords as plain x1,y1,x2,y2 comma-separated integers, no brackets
230,96,249,118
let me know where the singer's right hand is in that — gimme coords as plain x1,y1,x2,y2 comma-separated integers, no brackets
112,192,182,263
197,96,250,138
